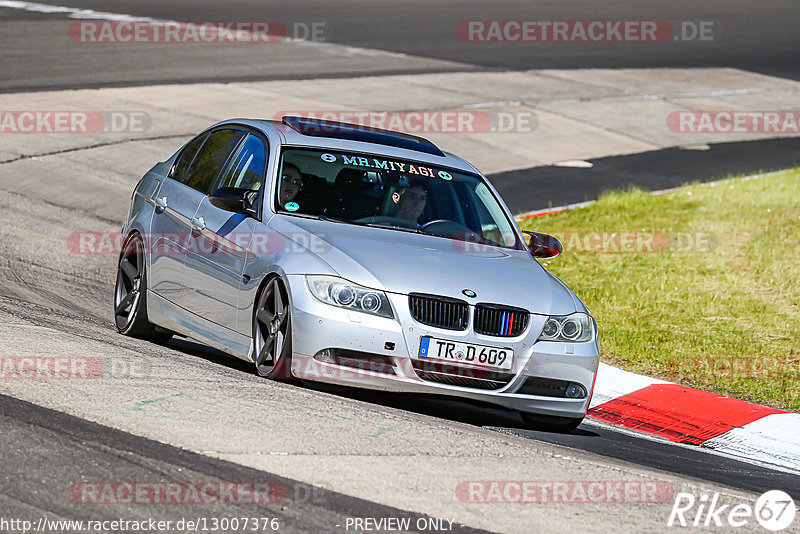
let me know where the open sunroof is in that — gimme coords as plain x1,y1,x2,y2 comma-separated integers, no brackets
281,116,445,157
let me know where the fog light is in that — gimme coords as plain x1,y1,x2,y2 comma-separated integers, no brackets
565,383,586,399
313,349,336,364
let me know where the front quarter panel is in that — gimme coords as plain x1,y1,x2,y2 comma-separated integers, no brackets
237,220,339,333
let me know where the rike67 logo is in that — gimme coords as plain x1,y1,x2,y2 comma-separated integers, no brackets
668,490,796,531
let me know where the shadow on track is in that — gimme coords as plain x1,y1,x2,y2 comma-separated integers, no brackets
163,337,800,496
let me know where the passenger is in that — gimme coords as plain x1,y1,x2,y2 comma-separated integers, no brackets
279,163,303,205
391,182,428,225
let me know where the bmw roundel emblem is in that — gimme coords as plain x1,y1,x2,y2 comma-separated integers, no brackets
462,289,477,298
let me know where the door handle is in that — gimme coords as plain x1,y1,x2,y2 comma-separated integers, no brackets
190,216,206,234
154,196,168,213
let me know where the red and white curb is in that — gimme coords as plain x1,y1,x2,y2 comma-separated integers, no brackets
588,363,800,472
514,171,799,472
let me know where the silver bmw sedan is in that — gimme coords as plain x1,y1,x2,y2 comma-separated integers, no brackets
114,116,599,431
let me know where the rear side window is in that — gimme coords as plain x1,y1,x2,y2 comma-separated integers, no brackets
216,134,267,191
182,129,245,194
171,133,207,182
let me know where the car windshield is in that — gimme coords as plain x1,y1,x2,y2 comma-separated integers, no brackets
274,147,521,249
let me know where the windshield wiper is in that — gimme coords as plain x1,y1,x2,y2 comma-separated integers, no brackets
284,212,351,224
316,214,351,224
361,222,422,233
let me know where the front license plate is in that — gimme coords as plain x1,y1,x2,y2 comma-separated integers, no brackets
418,336,513,371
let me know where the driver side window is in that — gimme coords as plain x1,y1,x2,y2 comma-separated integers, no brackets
216,134,267,191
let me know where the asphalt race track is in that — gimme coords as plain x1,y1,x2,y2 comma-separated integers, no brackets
1,1,799,532
0,395,488,534
493,137,800,213
2,0,799,91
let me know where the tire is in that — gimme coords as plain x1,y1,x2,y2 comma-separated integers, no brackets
252,276,293,380
520,412,584,433
114,234,173,344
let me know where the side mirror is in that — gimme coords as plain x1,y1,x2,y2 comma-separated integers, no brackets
521,230,562,259
209,187,256,215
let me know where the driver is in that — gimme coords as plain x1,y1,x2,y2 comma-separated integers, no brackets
279,163,303,205
391,181,428,225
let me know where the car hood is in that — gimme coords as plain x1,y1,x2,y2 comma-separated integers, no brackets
270,216,578,315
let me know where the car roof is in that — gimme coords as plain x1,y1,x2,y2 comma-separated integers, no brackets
213,118,482,176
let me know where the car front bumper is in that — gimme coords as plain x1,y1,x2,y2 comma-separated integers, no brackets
285,275,600,418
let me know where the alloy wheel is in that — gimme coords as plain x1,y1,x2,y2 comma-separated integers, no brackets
114,237,144,331
253,278,291,377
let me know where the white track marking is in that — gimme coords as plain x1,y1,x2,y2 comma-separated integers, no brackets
582,418,800,476
704,414,800,472
0,1,413,59
587,357,800,473
554,159,593,168
0,0,154,21
589,362,669,409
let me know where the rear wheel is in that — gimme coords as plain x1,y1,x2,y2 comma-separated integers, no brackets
114,234,173,344
520,412,584,433
253,277,293,380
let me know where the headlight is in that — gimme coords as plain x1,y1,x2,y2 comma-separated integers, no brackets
306,275,394,319
537,313,595,343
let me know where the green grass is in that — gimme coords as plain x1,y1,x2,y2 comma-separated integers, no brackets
519,169,800,411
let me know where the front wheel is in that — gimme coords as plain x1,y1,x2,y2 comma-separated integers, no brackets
520,412,584,433
114,234,172,344
253,277,293,380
